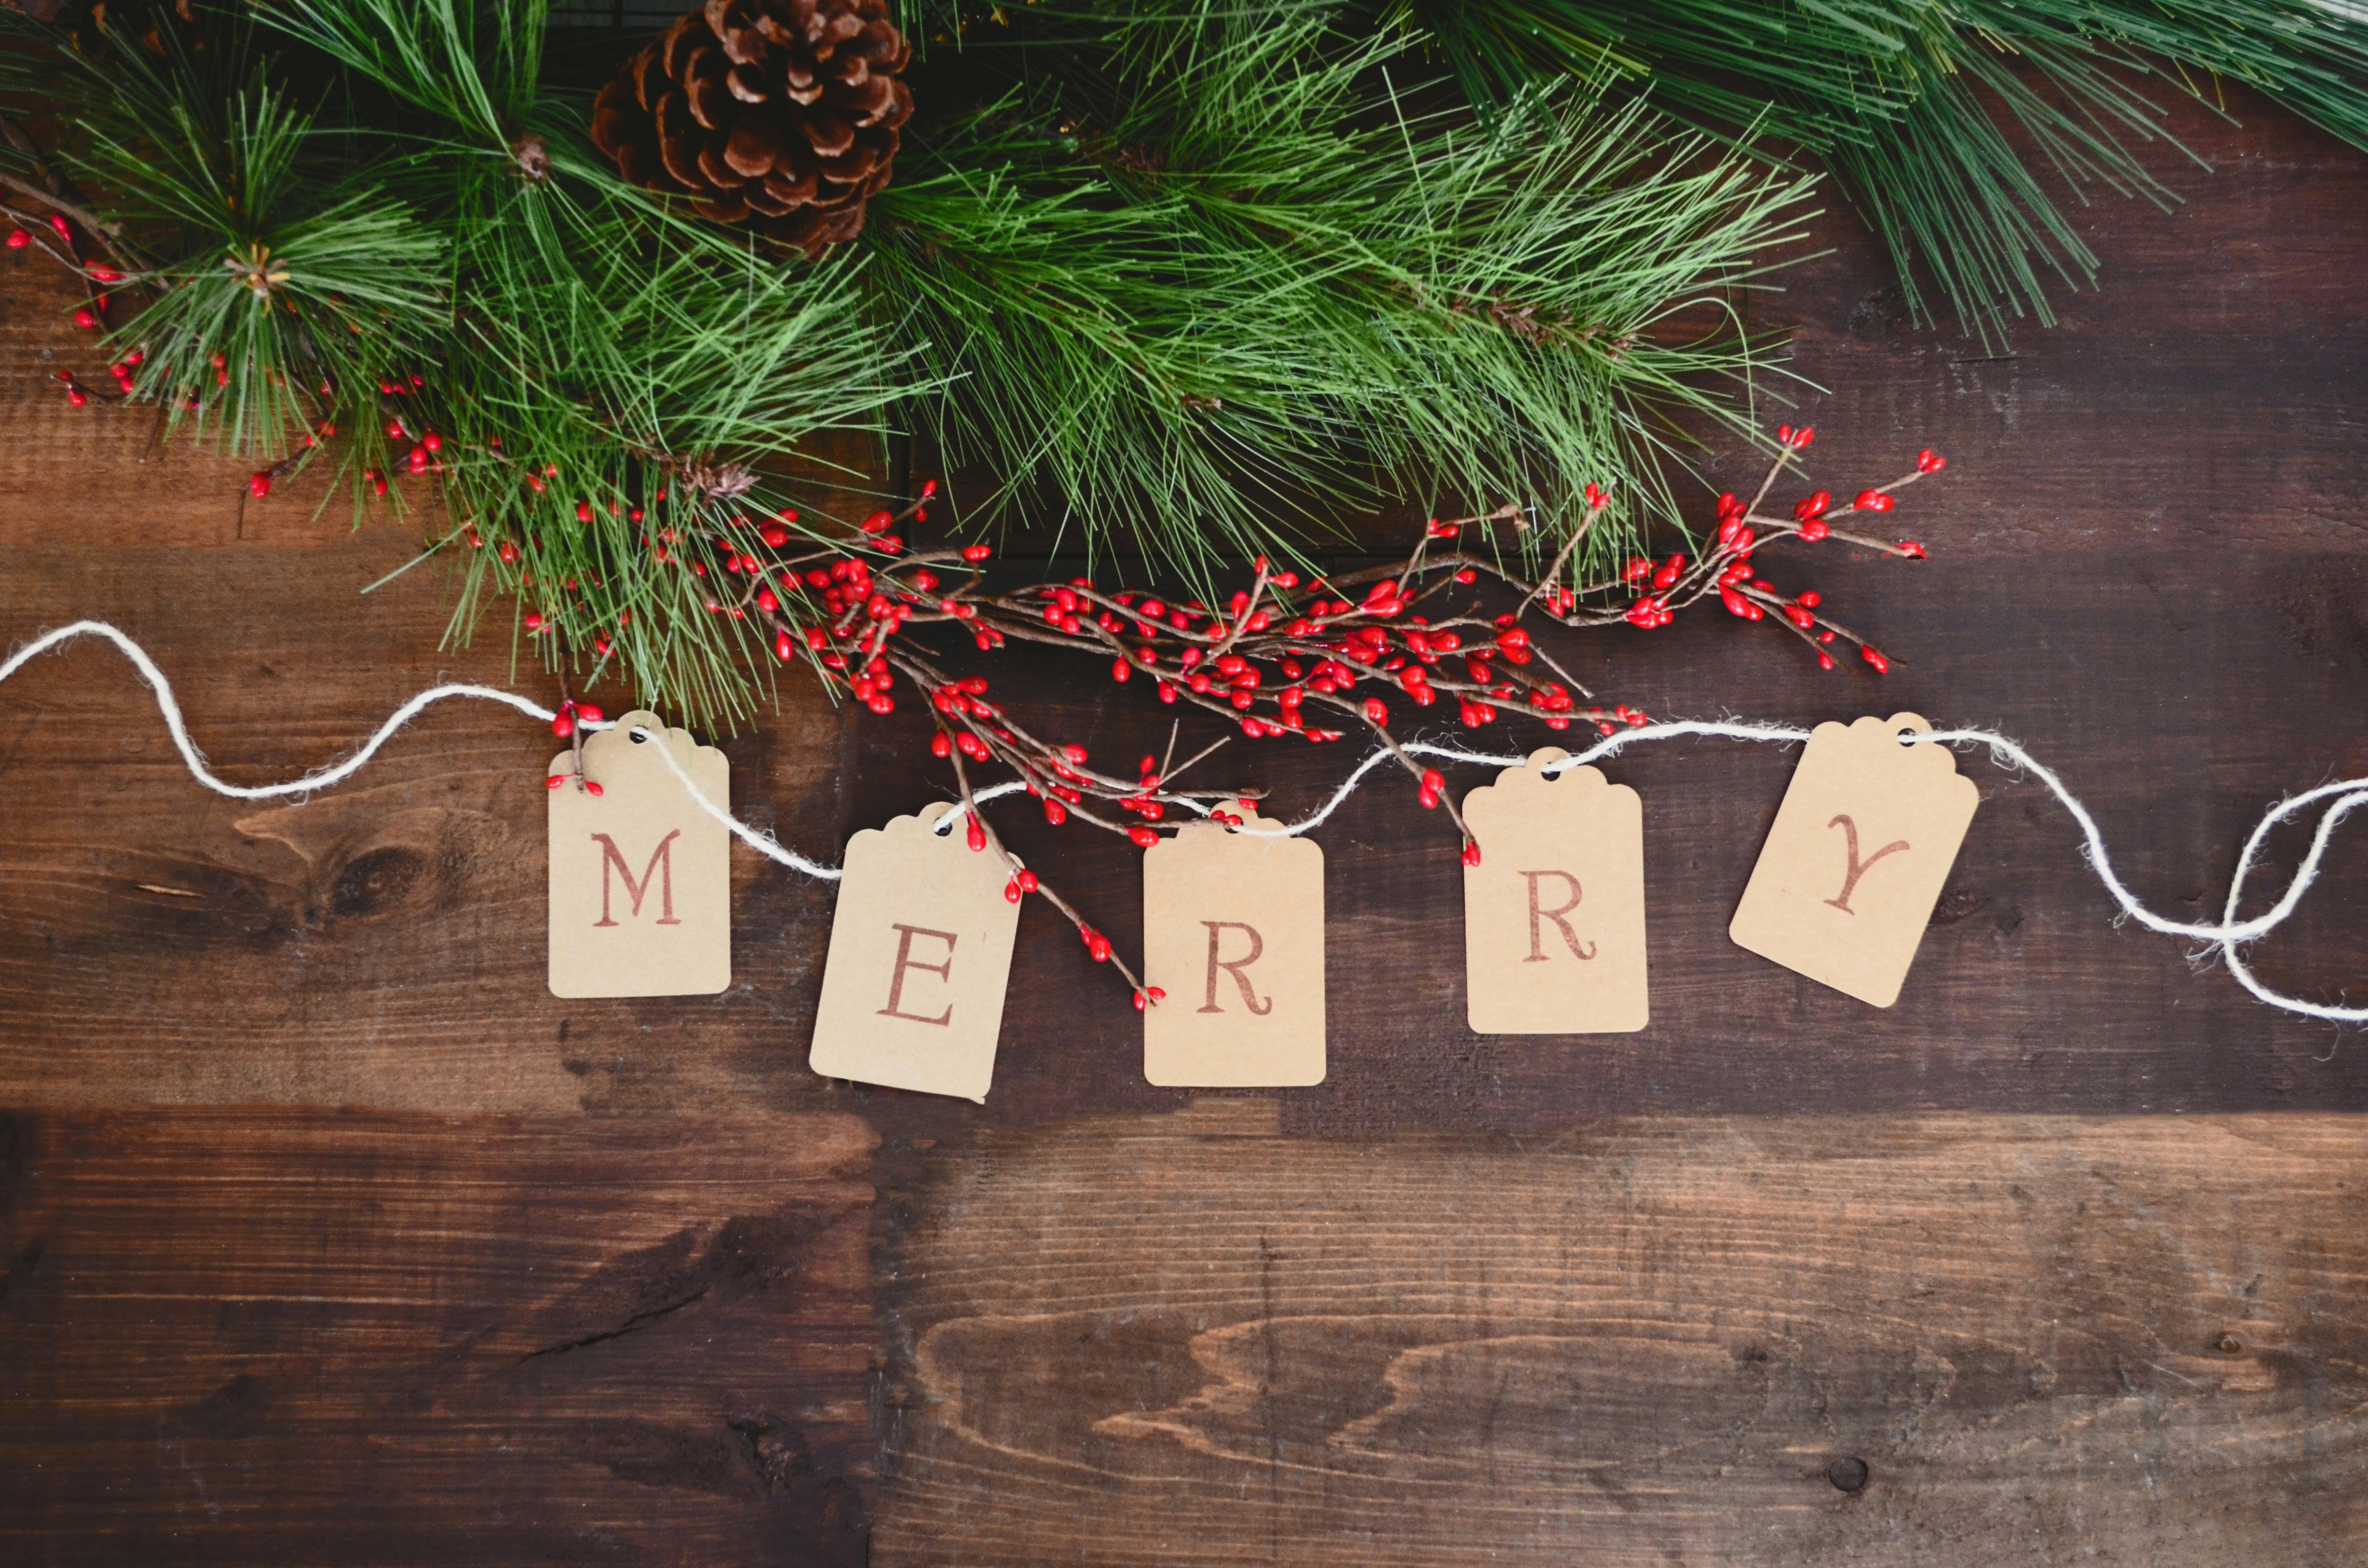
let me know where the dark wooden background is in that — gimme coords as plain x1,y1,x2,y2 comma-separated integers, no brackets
3,86,2365,1565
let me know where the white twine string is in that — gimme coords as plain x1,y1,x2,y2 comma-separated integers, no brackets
5,620,2360,1022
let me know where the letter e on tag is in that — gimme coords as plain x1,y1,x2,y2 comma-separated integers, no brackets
1730,712,1979,1007
1143,806,1324,1087
809,802,1022,1102
1462,749,1648,1033
549,711,731,997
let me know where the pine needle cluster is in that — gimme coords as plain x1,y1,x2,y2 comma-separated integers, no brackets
0,0,1814,723
1401,0,2368,346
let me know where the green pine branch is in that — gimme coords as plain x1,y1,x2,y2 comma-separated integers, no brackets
2,0,1820,726
1404,0,2368,347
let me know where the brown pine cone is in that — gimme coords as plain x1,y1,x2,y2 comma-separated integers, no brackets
590,0,912,260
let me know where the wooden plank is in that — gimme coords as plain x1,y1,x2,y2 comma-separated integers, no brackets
872,1100,2368,1567
0,1107,880,1564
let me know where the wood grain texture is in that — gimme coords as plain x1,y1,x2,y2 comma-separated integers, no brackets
874,1100,2368,1568
0,1108,879,1565
0,72,2365,1568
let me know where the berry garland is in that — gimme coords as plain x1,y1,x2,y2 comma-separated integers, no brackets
541,427,1945,1002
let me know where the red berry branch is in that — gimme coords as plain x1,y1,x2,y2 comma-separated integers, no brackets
530,427,1946,1002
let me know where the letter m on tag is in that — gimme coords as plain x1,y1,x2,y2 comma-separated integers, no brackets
591,830,683,926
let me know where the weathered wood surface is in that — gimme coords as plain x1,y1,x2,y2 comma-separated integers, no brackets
0,82,2364,1564
875,1102,2368,1568
0,1109,880,1565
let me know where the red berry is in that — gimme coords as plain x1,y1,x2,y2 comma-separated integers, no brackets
553,704,576,738
1362,697,1388,725
861,509,893,533
1461,841,1482,867
1798,519,1829,542
1043,797,1066,826
1854,490,1893,511
4,230,26,249
1862,646,1890,673
247,471,272,498
576,704,604,724
583,781,604,797
1897,540,1927,559
966,817,987,852
1128,825,1157,848
545,774,567,789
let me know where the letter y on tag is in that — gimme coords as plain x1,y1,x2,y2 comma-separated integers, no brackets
548,711,732,997
1730,713,1979,1006
809,803,1022,1102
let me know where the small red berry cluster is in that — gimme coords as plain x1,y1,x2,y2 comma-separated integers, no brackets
11,202,152,414
1614,426,1939,673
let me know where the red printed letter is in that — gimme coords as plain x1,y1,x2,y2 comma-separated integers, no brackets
591,830,683,926
1520,870,1597,962
1823,814,1910,915
878,923,958,1026
1198,921,1273,1015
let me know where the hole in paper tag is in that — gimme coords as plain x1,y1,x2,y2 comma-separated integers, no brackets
808,801,1022,1103
1142,805,1325,1087
548,711,731,998
1729,712,1980,1007
1462,749,1648,1034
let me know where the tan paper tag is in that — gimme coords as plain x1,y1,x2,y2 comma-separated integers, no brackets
1729,712,1980,1007
548,711,732,998
1142,805,1325,1087
808,802,1022,1102
1461,749,1649,1034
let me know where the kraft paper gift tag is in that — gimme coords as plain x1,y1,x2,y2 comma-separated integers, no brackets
549,711,732,998
1142,804,1325,1087
808,801,1022,1102
1462,749,1649,1034
1729,712,1980,1007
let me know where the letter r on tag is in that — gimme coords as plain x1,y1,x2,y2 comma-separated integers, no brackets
1143,809,1325,1087
1461,752,1647,1034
